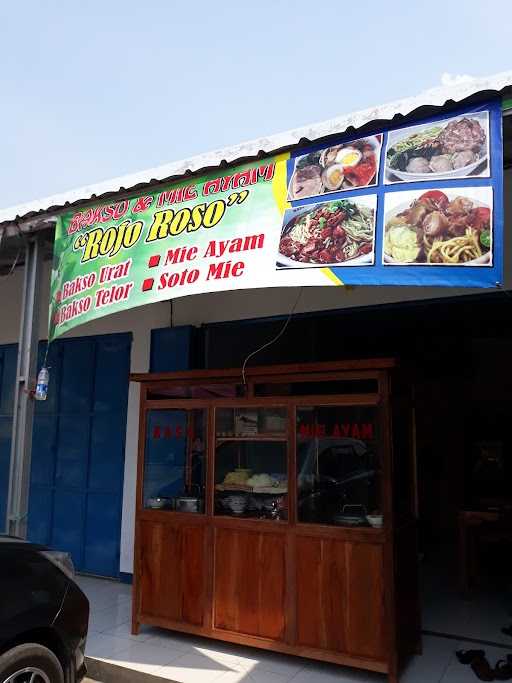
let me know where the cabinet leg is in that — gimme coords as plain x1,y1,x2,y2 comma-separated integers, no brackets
131,618,140,636
387,659,399,683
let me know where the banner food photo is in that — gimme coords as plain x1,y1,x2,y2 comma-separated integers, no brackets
49,99,504,341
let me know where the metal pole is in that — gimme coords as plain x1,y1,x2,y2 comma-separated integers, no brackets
6,234,43,538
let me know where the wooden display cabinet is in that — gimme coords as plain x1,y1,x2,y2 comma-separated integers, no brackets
131,360,420,682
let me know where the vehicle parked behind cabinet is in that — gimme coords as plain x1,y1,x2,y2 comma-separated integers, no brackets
0,536,89,683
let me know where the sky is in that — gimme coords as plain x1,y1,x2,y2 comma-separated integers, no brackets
0,0,510,209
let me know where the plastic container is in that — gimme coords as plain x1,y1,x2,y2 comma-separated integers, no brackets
35,366,49,401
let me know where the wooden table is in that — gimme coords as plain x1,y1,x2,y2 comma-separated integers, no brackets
458,509,499,593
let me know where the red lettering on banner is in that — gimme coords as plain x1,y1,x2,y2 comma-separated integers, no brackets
158,268,200,290
95,282,134,308
163,246,198,265
132,196,154,213
156,185,198,208
206,261,245,280
201,163,275,196
67,201,130,234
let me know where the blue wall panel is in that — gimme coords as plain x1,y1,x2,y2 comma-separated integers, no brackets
0,417,13,531
150,326,193,372
52,490,85,564
83,492,121,575
0,345,17,532
55,415,90,489
28,332,131,577
94,337,132,410
30,415,58,487
27,486,53,545
89,413,125,493
59,340,95,414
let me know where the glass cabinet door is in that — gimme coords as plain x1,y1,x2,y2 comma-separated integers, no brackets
214,407,288,519
296,405,382,528
143,408,206,513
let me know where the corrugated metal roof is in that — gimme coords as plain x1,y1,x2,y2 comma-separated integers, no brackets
1,70,511,230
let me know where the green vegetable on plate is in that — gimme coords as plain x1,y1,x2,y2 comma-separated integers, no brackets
480,230,491,248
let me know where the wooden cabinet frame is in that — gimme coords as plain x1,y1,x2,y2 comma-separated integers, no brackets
131,360,420,683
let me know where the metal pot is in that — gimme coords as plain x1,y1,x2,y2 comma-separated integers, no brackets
147,497,174,510
332,504,367,526
175,496,201,513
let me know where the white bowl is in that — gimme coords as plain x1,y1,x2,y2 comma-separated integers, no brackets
226,495,247,514
385,112,489,183
383,190,493,266
386,155,487,182
288,135,381,201
366,515,383,528
277,195,377,269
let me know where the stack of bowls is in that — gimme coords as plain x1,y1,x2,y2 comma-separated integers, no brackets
226,495,247,515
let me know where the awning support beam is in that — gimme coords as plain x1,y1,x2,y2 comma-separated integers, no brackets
5,234,43,538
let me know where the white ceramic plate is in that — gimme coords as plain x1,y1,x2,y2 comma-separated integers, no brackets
277,197,376,269
277,251,373,268
287,135,381,201
385,112,490,182
383,192,492,266
387,154,487,182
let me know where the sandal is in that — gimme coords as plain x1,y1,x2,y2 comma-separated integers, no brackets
470,654,495,681
456,649,486,664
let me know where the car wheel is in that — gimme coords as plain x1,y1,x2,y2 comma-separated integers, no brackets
0,644,64,683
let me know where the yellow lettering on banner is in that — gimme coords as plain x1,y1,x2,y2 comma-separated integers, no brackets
146,200,227,243
81,228,103,261
73,221,143,263
170,209,191,236
203,201,225,228
146,210,174,242
190,204,206,232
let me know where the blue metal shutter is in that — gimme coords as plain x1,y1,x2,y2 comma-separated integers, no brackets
0,344,17,532
150,326,194,372
28,332,131,577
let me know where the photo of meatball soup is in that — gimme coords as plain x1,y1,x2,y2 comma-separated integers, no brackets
385,112,489,182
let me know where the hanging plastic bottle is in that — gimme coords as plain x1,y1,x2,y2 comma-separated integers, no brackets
35,366,50,401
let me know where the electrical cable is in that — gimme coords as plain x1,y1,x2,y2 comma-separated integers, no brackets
1,247,21,278
241,288,303,386
0,220,26,280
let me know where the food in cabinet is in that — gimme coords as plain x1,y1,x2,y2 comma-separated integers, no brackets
223,469,252,487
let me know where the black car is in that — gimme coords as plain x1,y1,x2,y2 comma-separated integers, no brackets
0,536,89,683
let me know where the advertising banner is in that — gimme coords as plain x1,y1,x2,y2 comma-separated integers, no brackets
49,98,503,341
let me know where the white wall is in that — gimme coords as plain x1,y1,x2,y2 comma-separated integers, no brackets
1,170,510,574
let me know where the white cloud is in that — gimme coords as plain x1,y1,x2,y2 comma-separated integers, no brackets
440,72,476,87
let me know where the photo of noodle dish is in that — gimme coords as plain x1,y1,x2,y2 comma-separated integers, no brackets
385,111,489,183
383,188,493,266
287,135,381,200
277,196,376,268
